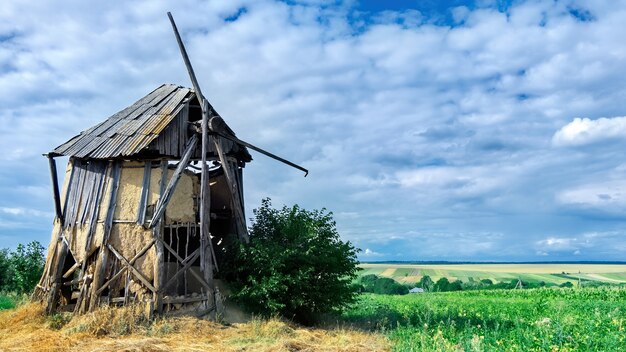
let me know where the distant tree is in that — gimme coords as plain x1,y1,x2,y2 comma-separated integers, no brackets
434,277,450,292
560,281,574,288
360,274,379,286
480,279,493,286
448,280,463,291
0,248,9,291
418,275,434,291
222,199,360,323
359,275,408,295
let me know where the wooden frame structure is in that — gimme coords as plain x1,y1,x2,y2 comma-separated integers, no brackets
33,13,307,317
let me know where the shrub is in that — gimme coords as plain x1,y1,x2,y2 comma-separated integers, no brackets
0,241,45,294
223,199,360,323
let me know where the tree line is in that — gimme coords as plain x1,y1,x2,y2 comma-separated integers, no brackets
357,274,594,295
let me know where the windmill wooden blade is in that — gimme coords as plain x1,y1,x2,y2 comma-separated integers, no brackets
168,12,216,278
216,132,309,177
214,137,249,242
168,12,204,102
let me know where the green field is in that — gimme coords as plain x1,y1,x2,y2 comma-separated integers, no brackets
342,287,626,351
360,263,626,286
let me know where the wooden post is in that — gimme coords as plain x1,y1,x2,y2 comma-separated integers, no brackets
46,237,68,315
153,160,168,315
47,155,64,222
200,100,214,285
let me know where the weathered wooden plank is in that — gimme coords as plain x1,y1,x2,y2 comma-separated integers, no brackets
103,162,122,244
137,161,152,225
162,294,210,304
88,161,121,310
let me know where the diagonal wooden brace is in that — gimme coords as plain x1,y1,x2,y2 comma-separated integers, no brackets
158,237,213,292
160,248,200,293
105,243,156,293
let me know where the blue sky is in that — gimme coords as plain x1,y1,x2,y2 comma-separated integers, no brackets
1,0,626,261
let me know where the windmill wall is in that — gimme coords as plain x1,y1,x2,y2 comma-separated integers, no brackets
35,157,231,317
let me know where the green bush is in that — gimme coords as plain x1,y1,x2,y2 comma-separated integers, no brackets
222,199,360,323
0,241,45,294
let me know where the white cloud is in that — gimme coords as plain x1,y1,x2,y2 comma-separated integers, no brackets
0,207,53,218
536,237,576,251
557,181,626,210
362,248,383,257
552,116,626,147
1,0,626,259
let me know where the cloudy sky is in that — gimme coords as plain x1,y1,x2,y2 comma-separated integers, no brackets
1,0,626,261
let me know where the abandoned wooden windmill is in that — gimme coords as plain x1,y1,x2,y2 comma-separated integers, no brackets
33,13,307,317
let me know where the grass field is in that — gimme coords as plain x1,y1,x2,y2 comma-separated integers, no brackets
0,303,387,351
2,287,625,351
343,287,626,351
360,263,626,285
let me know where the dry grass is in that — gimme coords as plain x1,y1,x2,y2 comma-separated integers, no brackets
0,303,388,352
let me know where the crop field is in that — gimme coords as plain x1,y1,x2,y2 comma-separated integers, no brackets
360,263,626,285
343,287,626,351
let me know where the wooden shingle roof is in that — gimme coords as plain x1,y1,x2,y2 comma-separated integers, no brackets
52,84,194,159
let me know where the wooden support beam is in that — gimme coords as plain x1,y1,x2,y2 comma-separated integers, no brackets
149,134,198,228
62,262,80,279
47,155,64,222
